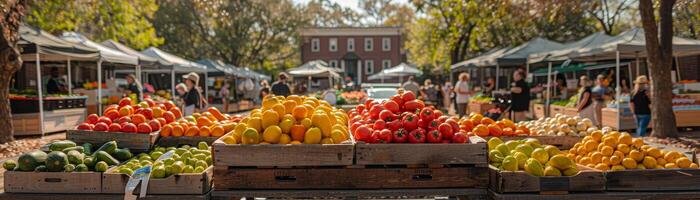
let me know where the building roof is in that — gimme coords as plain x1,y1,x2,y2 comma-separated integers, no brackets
300,27,402,36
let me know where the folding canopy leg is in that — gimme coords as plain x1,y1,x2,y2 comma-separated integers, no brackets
36,46,45,136
67,57,72,95
616,51,621,131
98,59,103,114
545,62,552,118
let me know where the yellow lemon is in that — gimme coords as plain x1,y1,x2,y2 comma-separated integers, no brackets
241,128,260,144
642,156,657,169
320,138,334,144
330,129,347,144
279,134,291,144
290,141,302,145
262,125,282,144
300,118,312,129
676,157,692,168
272,104,286,121
304,127,322,144
247,117,263,133
222,135,237,144
622,158,637,169
283,100,297,114
279,119,294,134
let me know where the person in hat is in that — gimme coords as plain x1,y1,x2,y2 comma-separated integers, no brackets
181,72,205,116
630,75,651,137
124,74,143,101
271,72,291,97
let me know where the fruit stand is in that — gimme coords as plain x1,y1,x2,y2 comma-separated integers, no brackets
10,95,88,136
603,94,700,130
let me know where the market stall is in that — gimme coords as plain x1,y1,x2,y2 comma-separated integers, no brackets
367,62,423,83
196,59,234,113
288,60,341,92
141,47,208,101
14,25,100,135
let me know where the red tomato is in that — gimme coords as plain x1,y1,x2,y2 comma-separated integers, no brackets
417,119,429,129
355,125,373,142
369,104,382,120
403,100,425,113
386,120,402,131
356,104,366,114
452,132,468,143
350,122,363,134
384,100,400,113
402,91,416,102
446,119,460,132
401,113,419,131
437,115,449,124
433,109,444,119
408,128,426,143
427,120,440,131
419,107,434,122
379,110,397,121
426,129,443,143
438,123,454,140
373,120,386,130
364,99,375,109
391,94,404,108
376,129,393,143
392,128,408,143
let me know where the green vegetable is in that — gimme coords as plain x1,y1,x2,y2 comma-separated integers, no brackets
83,156,96,169
197,142,208,150
95,151,119,166
49,140,77,151
112,148,133,161
61,146,84,154
66,150,84,165
93,141,117,156
64,164,76,172
82,143,93,155
17,150,47,171
75,164,89,172
3,160,17,171
34,165,47,172
46,151,69,172
95,161,108,172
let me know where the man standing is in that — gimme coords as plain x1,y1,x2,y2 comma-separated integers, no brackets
510,71,530,122
401,76,420,95
271,72,292,97
454,73,472,117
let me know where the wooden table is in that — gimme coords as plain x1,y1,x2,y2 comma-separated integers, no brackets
0,192,210,200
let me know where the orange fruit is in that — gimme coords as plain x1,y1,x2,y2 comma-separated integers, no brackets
292,106,307,120
480,117,495,125
211,125,225,137
473,124,489,137
502,128,514,136
185,126,199,136
197,117,213,127
171,124,184,136
290,124,306,142
199,126,211,137
283,101,297,115
495,121,506,129
160,124,172,137
131,114,146,125
487,124,502,136
208,107,226,121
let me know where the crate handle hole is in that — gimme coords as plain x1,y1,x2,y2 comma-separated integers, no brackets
44,178,62,183
412,174,432,181
275,176,297,182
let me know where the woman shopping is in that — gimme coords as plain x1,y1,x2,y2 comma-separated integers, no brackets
124,74,143,102
630,76,651,137
181,72,206,116
576,76,595,122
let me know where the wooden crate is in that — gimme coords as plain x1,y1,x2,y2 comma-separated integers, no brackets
156,136,220,147
212,138,354,167
3,171,102,193
355,136,487,166
211,188,487,199
601,108,638,131
12,108,86,136
488,190,700,200
605,168,700,191
563,107,578,117
468,102,495,115
549,105,568,117
533,104,546,119
67,129,159,152
101,166,213,194
0,192,211,200
675,110,700,127
494,136,583,150
213,166,488,190
489,165,605,194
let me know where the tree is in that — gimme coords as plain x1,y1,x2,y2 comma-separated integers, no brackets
673,0,700,39
639,0,678,138
0,0,27,143
305,0,362,27
587,0,635,35
26,0,162,50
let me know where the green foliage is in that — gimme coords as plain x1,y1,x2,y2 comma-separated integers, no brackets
26,0,163,50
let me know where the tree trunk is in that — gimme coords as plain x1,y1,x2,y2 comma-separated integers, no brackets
639,0,678,138
0,0,28,143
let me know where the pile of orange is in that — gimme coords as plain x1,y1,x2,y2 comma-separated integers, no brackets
159,107,241,138
458,113,529,137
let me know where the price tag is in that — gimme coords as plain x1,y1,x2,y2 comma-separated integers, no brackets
124,150,175,200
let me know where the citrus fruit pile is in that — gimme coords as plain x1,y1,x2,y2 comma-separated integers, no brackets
76,97,181,133
159,107,241,138
111,142,212,177
488,137,579,177
458,113,530,137
566,130,699,171
348,91,472,143
220,95,351,144
518,114,596,136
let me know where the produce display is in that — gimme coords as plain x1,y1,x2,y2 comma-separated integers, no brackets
3,140,132,173
75,97,182,133
160,107,241,138
220,95,351,144
457,113,530,137
347,91,477,144
338,91,367,105
488,137,580,177
110,142,212,177
517,114,596,136
566,130,699,171
469,94,494,103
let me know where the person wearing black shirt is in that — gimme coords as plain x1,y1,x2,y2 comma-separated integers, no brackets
510,71,530,122
271,72,291,97
630,76,651,137
124,74,142,101
259,79,271,100
181,72,204,116
46,68,66,94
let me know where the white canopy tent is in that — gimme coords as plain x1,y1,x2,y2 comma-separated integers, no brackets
368,62,422,82
288,60,341,89
141,47,208,98
101,39,173,101
60,32,139,114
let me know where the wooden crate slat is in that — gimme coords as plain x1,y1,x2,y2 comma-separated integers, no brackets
355,143,487,165
493,136,583,150
67,129,159,151
212,139,354,167
489,165,605,193
102,166,213,194
605,168,700,191
3,171,102,193
0,192,211,200
210,188,487,199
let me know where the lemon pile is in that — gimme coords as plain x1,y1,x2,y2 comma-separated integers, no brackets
488,137,579,177
221,95,351,145
566,130,699,171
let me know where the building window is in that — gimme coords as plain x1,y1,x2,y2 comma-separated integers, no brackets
365,60,374,74
382,37,391,51
329,38,337,52
311,38,320,52
382,60,391,69
329,60,338,68
364,38,373,51
347,38,355,51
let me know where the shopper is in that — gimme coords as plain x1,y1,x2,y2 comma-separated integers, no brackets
576,76,595,122
591,74,607,126
181,72,204,116
420,79,439,106
442,82,454,112
219,82,231,112
259,80,271,100
555,78,568,100
630,76,652,137
271,72,291,97
483,77,495,97
124,74,143,101
46,68,66,94
401,76,420,95
454,73,472,117
510,71,530,122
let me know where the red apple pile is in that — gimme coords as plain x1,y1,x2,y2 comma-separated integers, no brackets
75,97,182,134
347,91,472,144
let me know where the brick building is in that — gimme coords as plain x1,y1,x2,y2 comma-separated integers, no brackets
299,27,405,87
